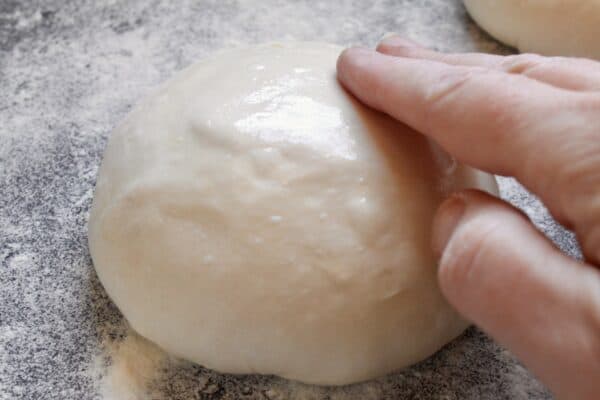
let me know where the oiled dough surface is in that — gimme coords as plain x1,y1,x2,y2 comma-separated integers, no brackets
464,0,600,59
88,42,498,385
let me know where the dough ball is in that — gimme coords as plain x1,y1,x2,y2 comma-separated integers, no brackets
464,0,600,59
88,42,498,385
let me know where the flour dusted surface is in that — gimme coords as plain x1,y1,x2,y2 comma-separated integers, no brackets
0,0,565,398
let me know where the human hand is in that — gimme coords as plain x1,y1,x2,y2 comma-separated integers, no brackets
336,36,600,399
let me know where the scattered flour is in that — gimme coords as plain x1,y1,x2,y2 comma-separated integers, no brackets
91,328,167,400
90,327,386,400
87,327,547,400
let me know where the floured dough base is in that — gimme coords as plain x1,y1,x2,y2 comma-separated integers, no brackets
464,0,600,59
88,42,498,385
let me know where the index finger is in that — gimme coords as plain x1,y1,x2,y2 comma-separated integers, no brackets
336,47,599,223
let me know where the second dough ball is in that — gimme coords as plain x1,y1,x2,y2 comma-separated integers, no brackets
464,0,600,59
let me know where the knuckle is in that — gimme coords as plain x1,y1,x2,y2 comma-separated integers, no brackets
548,112,600,229
422,67,490,132
554,145,600,194
423,67,524,139
500,53,547,75
515,94,600,224
425,68,480,109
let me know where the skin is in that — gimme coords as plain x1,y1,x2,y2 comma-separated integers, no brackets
336,35,600,400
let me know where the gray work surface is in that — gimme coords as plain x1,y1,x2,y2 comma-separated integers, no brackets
0,1,579,399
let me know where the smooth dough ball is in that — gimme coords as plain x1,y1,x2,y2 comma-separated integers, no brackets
464,0,600,59
88,42,498,385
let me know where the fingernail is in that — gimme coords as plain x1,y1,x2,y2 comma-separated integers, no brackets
378,35,422,49
380,32,400,41
432,195,467,256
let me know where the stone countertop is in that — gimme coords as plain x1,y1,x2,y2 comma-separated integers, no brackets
0,1,578,399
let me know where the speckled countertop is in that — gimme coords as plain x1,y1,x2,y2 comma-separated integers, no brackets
0,1,579,399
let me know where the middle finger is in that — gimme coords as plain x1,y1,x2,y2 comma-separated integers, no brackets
376,35,600,92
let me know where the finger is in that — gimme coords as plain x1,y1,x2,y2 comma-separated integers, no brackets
336,47,600,246
376,35,600,91
433,189,600,400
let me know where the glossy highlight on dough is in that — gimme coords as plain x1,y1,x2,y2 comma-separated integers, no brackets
88,42,498,385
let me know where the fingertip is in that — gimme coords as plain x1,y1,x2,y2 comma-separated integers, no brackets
434,190,498,302
433,189,534,307
336,46,372,84
431,193,467,257
337,47,389,110
337,46,371,64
